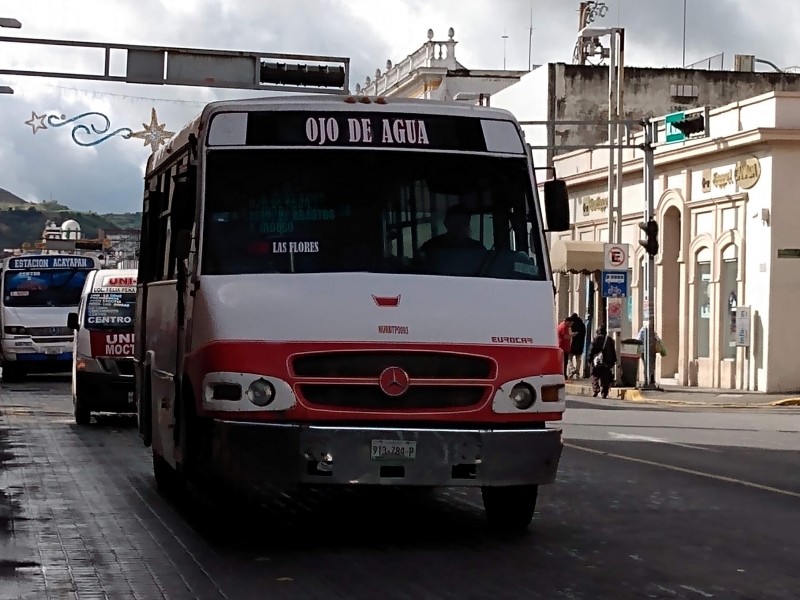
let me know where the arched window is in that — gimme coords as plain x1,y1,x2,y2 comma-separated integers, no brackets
721,244,739,359
695,247,712,358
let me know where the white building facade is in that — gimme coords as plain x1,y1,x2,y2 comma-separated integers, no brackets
548,92,800,393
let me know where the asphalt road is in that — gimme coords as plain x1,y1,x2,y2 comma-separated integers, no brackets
1,378,799,599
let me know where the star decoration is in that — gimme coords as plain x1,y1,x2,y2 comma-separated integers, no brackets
25,111,48,134
128,108,174,153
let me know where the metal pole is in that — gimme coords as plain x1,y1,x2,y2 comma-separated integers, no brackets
615,29,624,245
641,119,657,389
607,31,617,247
682,0,687,67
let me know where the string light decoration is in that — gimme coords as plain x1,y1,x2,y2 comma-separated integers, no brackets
24,107,174,151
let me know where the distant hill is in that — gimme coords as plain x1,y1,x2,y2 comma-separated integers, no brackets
0,188,29,208
0,187,141,250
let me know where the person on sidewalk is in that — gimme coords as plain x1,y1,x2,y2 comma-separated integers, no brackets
637,324,665,384
557,316,574,377
589,325,617,398
568,312,586,379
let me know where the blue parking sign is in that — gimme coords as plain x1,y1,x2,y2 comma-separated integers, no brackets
601,270,628,298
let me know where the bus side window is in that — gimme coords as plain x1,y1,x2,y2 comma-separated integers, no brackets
138,181,163,284
165,164,197,279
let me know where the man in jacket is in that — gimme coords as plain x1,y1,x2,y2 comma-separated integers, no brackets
589,325,617,398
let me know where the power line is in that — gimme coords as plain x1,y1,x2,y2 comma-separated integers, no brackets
12,82,212,106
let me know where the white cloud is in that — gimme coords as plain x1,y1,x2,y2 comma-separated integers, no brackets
0,0,795,213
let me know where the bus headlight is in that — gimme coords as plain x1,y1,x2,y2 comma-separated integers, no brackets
4,326,28,335
510,382,536,410
246,378,275,407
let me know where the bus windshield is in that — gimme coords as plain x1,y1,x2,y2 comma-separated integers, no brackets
84,292,136,330
3,269,90,307
202,149,545,281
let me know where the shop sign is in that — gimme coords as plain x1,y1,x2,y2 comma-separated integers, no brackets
701,156,761,193
735,306,751,347
580,195,608,216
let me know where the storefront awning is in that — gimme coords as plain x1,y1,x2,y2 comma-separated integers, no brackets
550,239,605,274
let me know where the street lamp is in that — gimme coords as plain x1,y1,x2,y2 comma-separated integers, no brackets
1,16,22,94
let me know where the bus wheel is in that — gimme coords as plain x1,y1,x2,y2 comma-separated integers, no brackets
481,485,538,532
1,364,24,383
153,451,186,498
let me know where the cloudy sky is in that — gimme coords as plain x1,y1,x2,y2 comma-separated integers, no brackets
0,0,796,213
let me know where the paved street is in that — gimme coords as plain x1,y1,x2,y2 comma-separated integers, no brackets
1,379,799,599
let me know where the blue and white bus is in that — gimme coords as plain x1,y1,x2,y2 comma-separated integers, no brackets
0,253,99,382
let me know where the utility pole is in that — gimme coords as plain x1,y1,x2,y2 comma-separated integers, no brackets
502,29,509,70
528,0,534,70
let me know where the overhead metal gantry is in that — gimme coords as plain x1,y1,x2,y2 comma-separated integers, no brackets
0,35,350,94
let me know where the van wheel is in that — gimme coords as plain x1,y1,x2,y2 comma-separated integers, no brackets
153,452,185,498
74,398,91,425
481,485,538,532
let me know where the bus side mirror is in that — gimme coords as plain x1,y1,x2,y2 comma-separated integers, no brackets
67,312,79,331
543,179,571,232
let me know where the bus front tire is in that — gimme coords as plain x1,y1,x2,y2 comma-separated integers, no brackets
1,364,25,383
481,484,539,532
153,452,186,497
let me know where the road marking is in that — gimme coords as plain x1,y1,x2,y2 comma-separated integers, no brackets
607,431,716,452
566,442,800,500
680,585,714,597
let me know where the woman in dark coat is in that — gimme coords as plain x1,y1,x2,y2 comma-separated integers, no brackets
589,325,617,398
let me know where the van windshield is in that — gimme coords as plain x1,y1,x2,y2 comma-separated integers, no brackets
85,292,136,330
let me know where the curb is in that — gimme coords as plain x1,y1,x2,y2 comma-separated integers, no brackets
564,383,800,408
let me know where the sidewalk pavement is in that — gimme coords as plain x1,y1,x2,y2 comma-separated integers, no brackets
565,378,800,408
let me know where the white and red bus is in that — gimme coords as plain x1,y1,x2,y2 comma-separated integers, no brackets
68,268,137,424
135,95,571,531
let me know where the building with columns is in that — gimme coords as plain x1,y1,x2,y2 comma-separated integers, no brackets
549,91,800,393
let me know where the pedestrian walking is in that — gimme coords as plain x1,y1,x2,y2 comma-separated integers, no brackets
589,325,617,398
557,316,574,377
568,312,586,378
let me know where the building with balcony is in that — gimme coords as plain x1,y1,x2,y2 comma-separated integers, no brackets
359,28,528,104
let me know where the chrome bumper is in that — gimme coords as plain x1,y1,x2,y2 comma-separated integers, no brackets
211,421,563,489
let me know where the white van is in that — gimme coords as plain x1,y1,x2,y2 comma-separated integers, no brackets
67,268,137,424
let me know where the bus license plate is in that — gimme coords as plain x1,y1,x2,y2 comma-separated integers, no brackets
371,440,416,461
45,347,60,355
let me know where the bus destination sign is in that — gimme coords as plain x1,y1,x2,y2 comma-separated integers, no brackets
244,112,489,151
7,256,94,270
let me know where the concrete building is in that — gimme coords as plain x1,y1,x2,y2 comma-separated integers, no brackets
548,91,800,393
490,61,800,169
359,28,528,104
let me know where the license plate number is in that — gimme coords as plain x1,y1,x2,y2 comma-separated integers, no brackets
371,440,416,461
45,347,60,355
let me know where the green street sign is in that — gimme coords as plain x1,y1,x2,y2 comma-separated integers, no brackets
665,112,686,144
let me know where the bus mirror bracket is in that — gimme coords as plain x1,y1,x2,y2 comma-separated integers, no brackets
543,179,571,232
67,312,79,331
175,229,192,264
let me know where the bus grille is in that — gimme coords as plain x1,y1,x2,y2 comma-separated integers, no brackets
291,351,493,379
298,384,488,410
27,327,72,336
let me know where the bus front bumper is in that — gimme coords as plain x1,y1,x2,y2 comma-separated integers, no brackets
211,421,563,489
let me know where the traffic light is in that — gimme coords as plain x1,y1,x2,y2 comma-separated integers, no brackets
260,61,346,88
639,219,659,256
672,114,705,136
